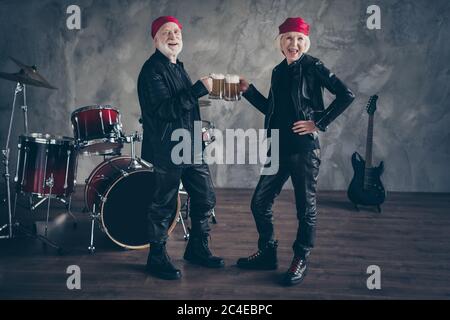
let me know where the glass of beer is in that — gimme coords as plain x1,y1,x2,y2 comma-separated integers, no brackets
209,73,225,99
224,74,241,101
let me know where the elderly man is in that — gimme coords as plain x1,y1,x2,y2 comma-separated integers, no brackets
237,17,355,286
137,16,224,280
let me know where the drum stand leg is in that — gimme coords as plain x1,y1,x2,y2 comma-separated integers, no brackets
88,204,98,253
44,176,53,239
177,210,190,241
40,175,64,254
57,196,77,228
31,197,48,211
30,193,77,228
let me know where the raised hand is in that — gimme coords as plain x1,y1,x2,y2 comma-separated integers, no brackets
239,76,250,93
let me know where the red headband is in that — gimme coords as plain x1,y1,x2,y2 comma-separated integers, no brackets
151,16,183,39
278,17,310,36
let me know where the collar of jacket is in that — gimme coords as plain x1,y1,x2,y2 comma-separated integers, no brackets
153,48,184,68
273,53,304,75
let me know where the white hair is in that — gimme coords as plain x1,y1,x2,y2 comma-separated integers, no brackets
274,32,311,56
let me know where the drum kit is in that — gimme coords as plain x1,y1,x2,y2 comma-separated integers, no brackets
0,57,217,254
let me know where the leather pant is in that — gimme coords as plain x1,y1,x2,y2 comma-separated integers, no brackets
148,164,216,244
251,149,321,258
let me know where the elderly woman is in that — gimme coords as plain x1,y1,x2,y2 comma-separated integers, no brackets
237,17,355,286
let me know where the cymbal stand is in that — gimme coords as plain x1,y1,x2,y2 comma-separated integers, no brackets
21,84,29,134
1,83,66,253
1,83,23,239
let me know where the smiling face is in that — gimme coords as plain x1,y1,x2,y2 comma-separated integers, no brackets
154,22,183,62
279,32,309,64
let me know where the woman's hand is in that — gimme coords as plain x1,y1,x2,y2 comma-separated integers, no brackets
239,76,250,93
292,120,318,135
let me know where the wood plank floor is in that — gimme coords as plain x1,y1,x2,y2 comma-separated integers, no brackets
1,188,450,300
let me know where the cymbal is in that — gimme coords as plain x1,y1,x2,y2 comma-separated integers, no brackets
0,56,57,89
0,70,56,89
198,99,212,107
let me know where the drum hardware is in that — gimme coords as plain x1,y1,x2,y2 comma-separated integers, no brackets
1,57,57,242
124,131,143,170
198,100,212,108
87,203,100,254
202,120,216,147
177,186,190,240
177,183,218,242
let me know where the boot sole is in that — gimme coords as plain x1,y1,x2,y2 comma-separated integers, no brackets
147,269,182,280
236,264,278,270
184,256,225,268
281,268,307,286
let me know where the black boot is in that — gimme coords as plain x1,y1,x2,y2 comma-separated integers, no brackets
183,235,225,268
282,256,307,286
146,243,181,280
236,241,278,270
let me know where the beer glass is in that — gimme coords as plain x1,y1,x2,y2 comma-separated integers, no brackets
209,73,225,99
224,74,241,101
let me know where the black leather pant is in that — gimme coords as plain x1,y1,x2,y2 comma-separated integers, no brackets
251,149,321,258
148,164,216,244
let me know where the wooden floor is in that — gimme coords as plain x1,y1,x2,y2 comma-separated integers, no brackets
1,187,449,300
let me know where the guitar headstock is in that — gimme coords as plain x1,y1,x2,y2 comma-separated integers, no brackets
366,95,378,115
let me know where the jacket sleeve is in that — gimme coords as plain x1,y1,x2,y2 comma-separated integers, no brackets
312,60,355,131
138,68,208,122
242,84,272,115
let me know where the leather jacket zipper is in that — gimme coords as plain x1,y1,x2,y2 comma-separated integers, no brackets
161,123,170,141
267,86,275,128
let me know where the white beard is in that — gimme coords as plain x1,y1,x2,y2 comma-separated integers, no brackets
156,40,183,60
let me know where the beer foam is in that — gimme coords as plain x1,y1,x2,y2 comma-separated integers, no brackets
210,73,225,79
225,74,239,83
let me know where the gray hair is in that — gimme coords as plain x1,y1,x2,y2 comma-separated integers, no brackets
274,32,311,56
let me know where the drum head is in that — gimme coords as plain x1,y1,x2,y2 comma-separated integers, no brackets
100,170,179,249
101,170,153,249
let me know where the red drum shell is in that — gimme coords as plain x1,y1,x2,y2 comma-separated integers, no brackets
15,134,77,197
71,105,123,155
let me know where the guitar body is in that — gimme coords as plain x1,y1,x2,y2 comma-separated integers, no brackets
347,152,386,206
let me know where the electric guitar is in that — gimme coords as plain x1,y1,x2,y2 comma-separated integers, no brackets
347,95,386,212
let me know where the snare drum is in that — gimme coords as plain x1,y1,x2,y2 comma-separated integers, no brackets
71,105,124,156
84,156,179,249
14,133,78,197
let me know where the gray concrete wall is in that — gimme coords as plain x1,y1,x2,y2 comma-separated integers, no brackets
0,0,449,192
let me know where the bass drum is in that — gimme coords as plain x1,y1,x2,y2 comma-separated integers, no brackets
84,156,179,249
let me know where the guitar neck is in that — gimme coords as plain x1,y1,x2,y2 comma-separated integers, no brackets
365,114,374,169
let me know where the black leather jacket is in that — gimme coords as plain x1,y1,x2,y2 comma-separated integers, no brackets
137,49,208,166
243,54,355,133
